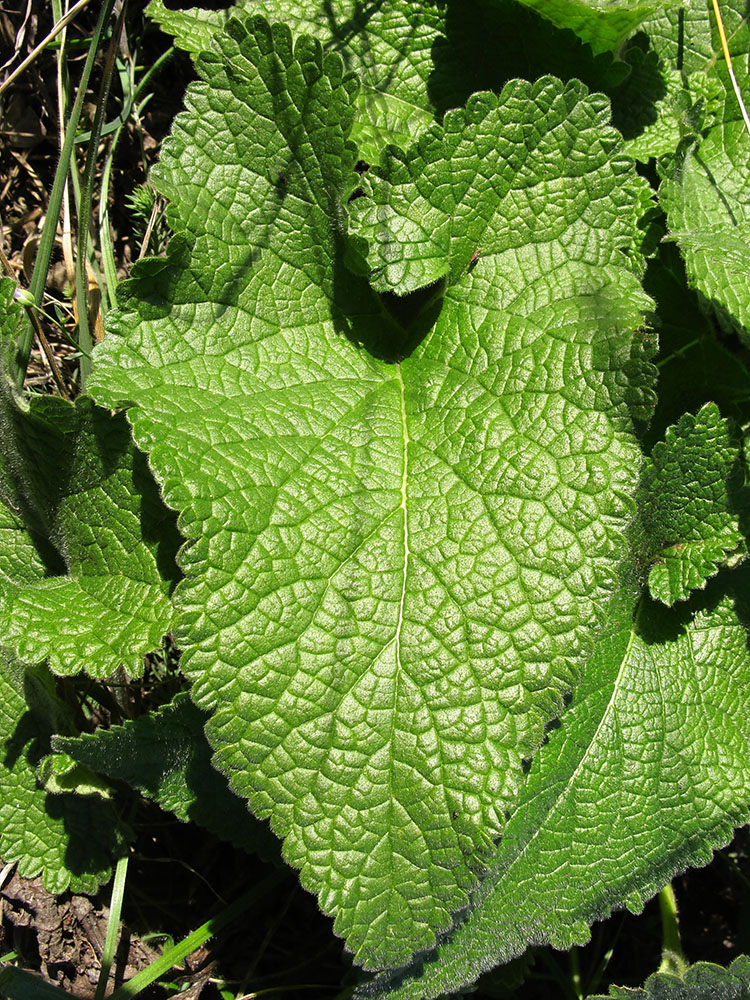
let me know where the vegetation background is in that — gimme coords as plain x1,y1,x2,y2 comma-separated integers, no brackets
0,2,749,998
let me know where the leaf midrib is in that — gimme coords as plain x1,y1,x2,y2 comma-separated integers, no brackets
472,621,637,901
395,361,410,675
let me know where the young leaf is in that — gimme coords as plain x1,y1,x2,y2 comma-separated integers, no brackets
88,15,654,970
611,42,721,162
638,402,747,605
362,575,750,999
0,279,180,677
0,650,129,894
660,123,750,344
53,694,281,862
589,954,750,998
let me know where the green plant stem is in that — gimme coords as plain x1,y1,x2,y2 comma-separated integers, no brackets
94,854,129,1000
569,948,584,1000
657,883,688,976
108,869,288,1000
655,337,700,368
15,0,117,389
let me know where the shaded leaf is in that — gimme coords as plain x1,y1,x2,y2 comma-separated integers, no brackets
0,279,180,677
0,650,129,894
612,0,739,160
640,242,750,450
661,123,750,344
54,693,281,862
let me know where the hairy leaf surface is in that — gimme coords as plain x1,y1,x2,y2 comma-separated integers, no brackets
639,403,747,605
0,280,179,677
362,574,750,999
54,694,280,861
351,80,650,294
89,15,653,970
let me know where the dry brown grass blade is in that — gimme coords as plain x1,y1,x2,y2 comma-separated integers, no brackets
0,0,33,75
0,0,94,97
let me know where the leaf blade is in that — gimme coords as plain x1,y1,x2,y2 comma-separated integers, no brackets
0,652,129,895
639,403,747,605
362,578,750,999
89,16,654,970
0,279,179,677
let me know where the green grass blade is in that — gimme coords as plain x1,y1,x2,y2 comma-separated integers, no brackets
75,2,125,385
108,869,287,1000
94,854,129,1000
16,0,116,389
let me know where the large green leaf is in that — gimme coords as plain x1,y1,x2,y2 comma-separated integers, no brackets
362,572,750,999
88,15,653,970
0,650,128,894
0,279,179,677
